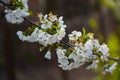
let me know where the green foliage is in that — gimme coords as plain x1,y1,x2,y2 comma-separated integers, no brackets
23,26,36,36
39,46,46,52
69,28,94,44
82,28,94,43
65,48,74,57
82,27,86,36
101,0,116,9
93,75,104,80
108,34,119,57
28,10,33,16
41,24,60,35
101,0,115,9
12,0,24,10
88,18,98,30
101,0,120,20
107,33,120,80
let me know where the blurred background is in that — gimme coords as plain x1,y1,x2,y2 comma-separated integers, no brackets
0,0,120,80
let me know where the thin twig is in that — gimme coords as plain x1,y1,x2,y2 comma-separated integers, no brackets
0,0,120,63
0,0,12,9
60,41,74,47
93,53,120,62
0,0,9,7
23,17,40,28
108,56,120,62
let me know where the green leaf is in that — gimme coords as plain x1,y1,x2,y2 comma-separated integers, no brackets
87,32,94,38
28,10,33,16
82,27,86,36
88,18,98,29
39,47,46,52
23,26,36,36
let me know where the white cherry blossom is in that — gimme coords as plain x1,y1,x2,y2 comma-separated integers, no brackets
68,31,82,41
17,13,66,46
103,62,117,74
4,0,29,24
44,50,52,59
86,60,99,70
99,44,109,55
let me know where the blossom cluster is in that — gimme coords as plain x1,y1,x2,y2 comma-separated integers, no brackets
4,0,30,24
54,30,118,74
0,0,119,76
17,12,66,46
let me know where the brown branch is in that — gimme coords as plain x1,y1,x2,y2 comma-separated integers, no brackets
0,0,120,63
93,53,120,62
0,0,10,7
23,17,41,28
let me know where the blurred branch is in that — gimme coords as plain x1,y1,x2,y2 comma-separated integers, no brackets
0,0,120,63
23,17,40,28
0,0,10,7
93,53,120,62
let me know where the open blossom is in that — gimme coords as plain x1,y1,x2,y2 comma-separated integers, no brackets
4,0,29,24
56,48,70,70
56,47,89,70
101,55,109,62
56,48,71,70
98,44,109,62
17,27,66,46
93,39,100,48
56,48,67,59
44,51,52,59
86,60,99,70
69,53,78,63
58,17,67,28
0,0,119,75
39,28,66,46
48,13,57,22
56,46,96,70
17,28,40,42
14,7,117,73
55,30,117,73
41,21,52,29
103,62,118,74
68,31,82,41
85,39,93,50
17,13,66,46
99,44,109,55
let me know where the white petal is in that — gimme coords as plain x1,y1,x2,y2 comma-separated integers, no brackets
44,51,51,59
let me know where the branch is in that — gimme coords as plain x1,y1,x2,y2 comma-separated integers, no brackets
60,41,74,47
93,53,120,62
0,0,12,9
0,0,9,7
23,17,41,28
0,0,120,63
